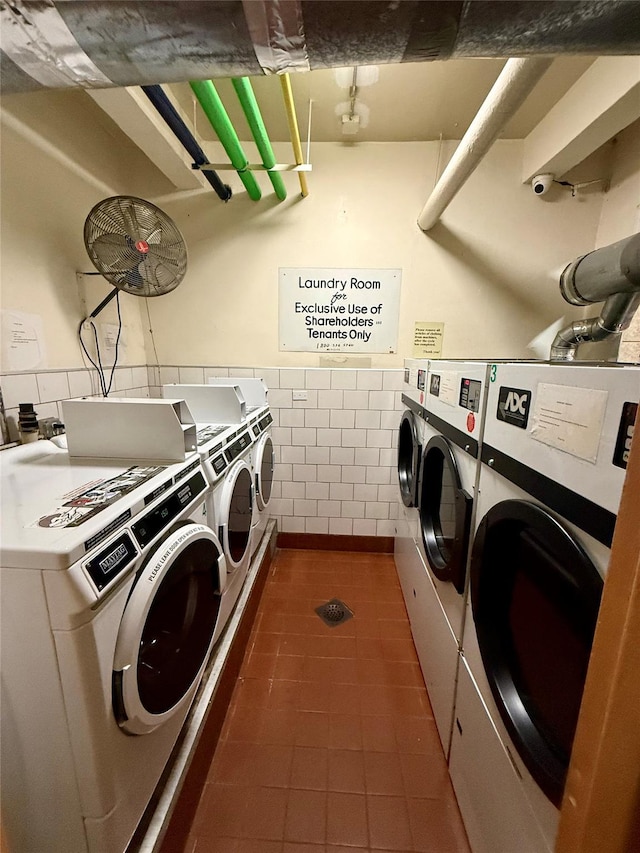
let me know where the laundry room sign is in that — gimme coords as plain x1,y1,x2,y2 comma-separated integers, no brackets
279,268,400,353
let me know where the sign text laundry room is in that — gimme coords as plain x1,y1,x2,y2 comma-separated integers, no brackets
279,268,401,352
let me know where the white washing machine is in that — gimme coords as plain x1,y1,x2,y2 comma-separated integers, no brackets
412,360,489,757
203,426,255,625
207,377,272,555
1,441,227,853
162,383,255,620
246,408,275,549
451,361,639,853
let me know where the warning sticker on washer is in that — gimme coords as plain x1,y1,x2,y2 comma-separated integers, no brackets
31,466,164,529
530,383,608,463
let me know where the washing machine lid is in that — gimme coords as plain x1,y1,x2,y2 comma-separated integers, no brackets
113,522,225,735
207,377,268,408
470,498,603,806
163,383,246,424
398,406,422,508
419,435,471,594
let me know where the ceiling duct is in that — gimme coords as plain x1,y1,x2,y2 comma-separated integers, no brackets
551,233,640,361
1,1,639,95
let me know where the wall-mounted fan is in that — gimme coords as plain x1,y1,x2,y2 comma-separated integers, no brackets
83,195,187,317
79,195,187,395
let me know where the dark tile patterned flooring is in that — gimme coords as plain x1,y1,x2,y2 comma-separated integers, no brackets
183,549,471,853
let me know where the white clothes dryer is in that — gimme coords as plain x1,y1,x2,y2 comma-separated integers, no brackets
1,442,226,853
417,360,488,637
402,358,429,408
395,358,428,551
410,360,489,756
451,361,639,853
394,376,426,638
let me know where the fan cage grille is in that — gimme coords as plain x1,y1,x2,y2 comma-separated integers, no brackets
84,196,187,297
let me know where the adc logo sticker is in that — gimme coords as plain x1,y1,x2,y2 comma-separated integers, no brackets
429,374,440,397
497,386,531,429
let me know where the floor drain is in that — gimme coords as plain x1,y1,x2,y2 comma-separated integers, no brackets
315,598,353,628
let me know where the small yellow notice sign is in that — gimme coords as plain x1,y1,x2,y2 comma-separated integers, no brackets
413,322,444,357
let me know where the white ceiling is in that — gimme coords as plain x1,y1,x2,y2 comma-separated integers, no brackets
169,56,596,144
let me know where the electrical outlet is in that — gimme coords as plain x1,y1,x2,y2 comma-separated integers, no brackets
292,390,308,401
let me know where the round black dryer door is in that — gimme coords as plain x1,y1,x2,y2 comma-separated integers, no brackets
256,434,274,511
470,499,603,807
398,409,421,508
113,524,224,735
223,462,253,568
419,435,472,594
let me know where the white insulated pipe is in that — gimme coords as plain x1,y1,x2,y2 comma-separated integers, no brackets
417,56,554,232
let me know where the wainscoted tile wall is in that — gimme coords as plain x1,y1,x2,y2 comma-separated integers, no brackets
1,364,404,539
0,366,151,442
149,366,405,538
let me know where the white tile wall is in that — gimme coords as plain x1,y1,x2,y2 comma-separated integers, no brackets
330,447,356,465
305,446,330,464
281,446,306,464
306,517,329,534
330,369,358,390
304,369,331,390
179,366,205,384
279,369,306,389
280,409,305,427
2,363,404,538
159,366,180,385
175,364,404,539
37,372,71,403
306,482,330,500
1,366,151,443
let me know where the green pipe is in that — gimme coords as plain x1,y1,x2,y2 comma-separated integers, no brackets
189,79,262,201
232,77,287,201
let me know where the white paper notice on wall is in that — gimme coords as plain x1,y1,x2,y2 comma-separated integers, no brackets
1,310,47,371
279,268,400,353
530,383,608,463
413,322,444,357
100,323,126,366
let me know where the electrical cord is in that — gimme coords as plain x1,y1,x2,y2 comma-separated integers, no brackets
144,296,160,368
77,290,122,397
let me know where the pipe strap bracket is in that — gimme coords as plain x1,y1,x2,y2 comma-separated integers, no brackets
0,0,114,89
242,0,309,75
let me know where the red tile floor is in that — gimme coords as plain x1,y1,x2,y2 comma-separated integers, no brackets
184,549,471,853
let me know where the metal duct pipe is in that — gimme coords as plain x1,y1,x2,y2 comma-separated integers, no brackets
417,57,553,231
551,233,640,361
141,85,232,201
189,80,262,201
231,77,287,201
1,1,639,95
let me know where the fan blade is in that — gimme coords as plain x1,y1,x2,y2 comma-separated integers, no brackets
122,266,145,291
90,233,140,273
144,224,164,245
